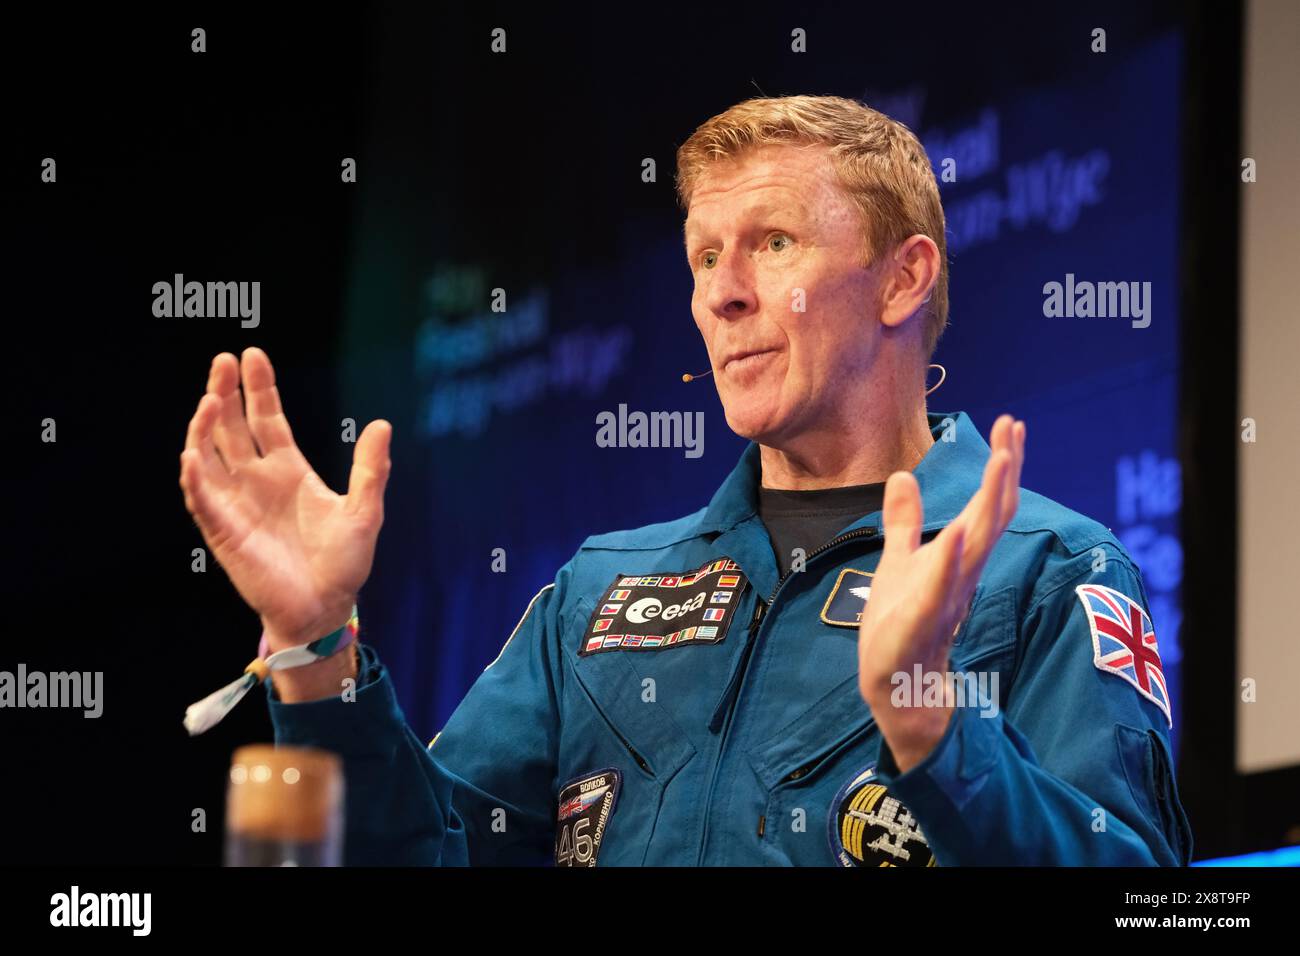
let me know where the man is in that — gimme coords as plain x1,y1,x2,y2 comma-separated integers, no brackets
180,95,1192,866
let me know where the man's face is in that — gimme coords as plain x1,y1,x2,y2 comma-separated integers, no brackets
685,143,884,446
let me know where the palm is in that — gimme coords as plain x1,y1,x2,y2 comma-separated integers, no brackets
858,532,969,677
180,349,392,643
857,415,1025,704
204,458,359,626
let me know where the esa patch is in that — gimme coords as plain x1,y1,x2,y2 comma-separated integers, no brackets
580,558,749,656
820,568,875,627
828,763,936,867
1075,583,1171,728
554,768,621,867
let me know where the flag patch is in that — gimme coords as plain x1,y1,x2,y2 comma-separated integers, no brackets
579,557,749,656
1075,583,1171,728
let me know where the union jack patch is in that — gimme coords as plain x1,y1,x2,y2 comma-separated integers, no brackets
1075,583,1171,728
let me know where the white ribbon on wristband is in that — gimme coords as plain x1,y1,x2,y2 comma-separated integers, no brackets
183,607,359,736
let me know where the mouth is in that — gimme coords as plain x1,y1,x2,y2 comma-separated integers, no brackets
721,348,780,376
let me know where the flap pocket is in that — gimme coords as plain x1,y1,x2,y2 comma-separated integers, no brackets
563,597,696,783
750,585,1018,791
952,584,1018,662
748,673,876,790
1116,723,1193,865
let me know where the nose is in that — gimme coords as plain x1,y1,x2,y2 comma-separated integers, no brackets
704,252,758,321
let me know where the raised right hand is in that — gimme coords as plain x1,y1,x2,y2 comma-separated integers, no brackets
179,348,392,650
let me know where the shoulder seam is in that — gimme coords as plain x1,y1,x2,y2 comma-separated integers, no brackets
1024,546,1140,620
580,528,711,552
1005,521,1120,556
483,583,556,672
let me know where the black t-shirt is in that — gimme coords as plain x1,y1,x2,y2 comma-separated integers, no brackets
758,482,886,576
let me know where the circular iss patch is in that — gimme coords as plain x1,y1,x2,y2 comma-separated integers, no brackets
828,763,936,867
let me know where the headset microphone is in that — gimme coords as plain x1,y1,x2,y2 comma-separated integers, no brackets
681,370,713,383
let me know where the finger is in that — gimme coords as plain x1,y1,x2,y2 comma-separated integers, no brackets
953,415,1010,534
179,448,230,543
345,419,393,527
207,352,259,465
975,414,1017,521
952,447,1011,581
881,470,923,561
999,420,1025,523
910,523,968,663
928,522,966,624
975,413,1014,534
184,393,233,489
240,347,298,454
988,413,1014,465
979,415,1021,536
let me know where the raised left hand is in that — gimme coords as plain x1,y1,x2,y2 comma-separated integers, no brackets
858,414,1026,772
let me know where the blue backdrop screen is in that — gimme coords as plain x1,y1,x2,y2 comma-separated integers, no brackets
340,29,1185,755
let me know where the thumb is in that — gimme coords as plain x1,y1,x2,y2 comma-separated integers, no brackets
345,419,393,525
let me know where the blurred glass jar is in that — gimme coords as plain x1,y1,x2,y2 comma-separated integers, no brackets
225,745,344,867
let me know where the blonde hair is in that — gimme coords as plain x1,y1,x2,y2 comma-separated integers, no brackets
675,94,949,357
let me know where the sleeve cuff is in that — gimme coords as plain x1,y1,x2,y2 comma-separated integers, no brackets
267,643,407,756
875,701,1002,814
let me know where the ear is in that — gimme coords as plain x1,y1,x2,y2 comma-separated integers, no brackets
879,234,941,331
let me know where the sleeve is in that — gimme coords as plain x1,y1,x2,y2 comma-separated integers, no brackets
267,566,572,867
872,547,1194,866
268,643,469,866
425,576,569,865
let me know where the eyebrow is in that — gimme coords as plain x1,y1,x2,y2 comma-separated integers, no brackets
682,221,702,253
683,195,809,252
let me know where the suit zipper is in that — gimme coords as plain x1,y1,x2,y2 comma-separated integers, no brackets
608,721,651,775
765,526,880,606
696,525,879,863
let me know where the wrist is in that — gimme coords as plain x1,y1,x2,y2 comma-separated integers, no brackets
261,600,357,655
183,601,362,734
262,602,361,705
873,703,953,774
271,642,359,704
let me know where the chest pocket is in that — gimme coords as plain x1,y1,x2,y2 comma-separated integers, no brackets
747,584,1020,865
949,584,1020,692
558,595,698,865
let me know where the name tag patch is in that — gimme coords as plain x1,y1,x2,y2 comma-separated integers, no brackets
821,567,968,639
580,558,749,656
555,768,621,867
821,568,875,627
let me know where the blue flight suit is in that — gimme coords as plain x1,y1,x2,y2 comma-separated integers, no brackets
268,411,1193,866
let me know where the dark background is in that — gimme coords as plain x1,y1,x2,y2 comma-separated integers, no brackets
2,2,1277,864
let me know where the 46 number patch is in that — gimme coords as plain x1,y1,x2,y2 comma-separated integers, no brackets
555,768,621,867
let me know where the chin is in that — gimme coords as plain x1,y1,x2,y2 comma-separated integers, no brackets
717,362,797,442
720,395,789,445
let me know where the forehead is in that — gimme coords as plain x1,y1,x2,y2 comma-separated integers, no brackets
684,143,847,234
